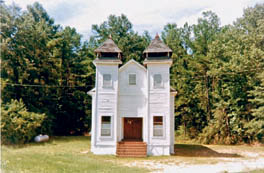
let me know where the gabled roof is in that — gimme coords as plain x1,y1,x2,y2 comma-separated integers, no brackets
94,37,122,53
119,59,146,72
143,34,172,53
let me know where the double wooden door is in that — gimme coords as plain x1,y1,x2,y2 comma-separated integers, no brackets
124,118,142,140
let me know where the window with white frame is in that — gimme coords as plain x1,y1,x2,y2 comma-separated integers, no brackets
103,74,112,87
153,116,163,137
101,116,111,137
154,74,163,88
129,74,136,85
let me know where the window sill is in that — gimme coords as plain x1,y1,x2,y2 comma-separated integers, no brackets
99,136,113,139
102,86,114,89
152,136,166,140
154,87,164,89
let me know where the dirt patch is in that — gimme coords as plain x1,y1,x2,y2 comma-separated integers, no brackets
123,156,264,173
163,158,264,173
120,145,264,173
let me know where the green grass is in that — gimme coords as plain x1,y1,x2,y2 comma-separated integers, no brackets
1,136,149,173
2,136,264,173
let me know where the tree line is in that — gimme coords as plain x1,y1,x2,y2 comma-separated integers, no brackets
1,2,263,144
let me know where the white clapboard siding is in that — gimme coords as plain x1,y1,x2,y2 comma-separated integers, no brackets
90,58,175,156
118,60,147,118
147,63,171,149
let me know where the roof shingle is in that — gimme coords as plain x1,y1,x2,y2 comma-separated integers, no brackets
94,37,122,53
143,34,172,53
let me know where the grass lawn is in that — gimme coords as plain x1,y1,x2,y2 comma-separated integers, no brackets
2,136,264,173
1,136,149,173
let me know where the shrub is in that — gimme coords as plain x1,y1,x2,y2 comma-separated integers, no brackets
1,99,46,144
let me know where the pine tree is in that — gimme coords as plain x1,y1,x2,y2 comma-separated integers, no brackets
248,72,264,141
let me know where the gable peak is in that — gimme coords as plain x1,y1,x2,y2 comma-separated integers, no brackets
119,59,146,72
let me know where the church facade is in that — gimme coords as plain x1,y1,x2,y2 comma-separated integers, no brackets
88,34,176,156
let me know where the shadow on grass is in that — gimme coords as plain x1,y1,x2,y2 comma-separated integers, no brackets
173,144,241,158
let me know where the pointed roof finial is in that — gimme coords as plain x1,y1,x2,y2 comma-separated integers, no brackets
94,35,122,53
143,33,172,54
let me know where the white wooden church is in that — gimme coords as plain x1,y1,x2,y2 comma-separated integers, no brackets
88,34,176,157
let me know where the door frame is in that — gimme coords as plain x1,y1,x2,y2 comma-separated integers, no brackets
122,117,143,141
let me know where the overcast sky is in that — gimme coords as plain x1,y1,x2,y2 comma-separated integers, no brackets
5,0,264,40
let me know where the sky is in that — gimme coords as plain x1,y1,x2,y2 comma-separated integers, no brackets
5,0,264,40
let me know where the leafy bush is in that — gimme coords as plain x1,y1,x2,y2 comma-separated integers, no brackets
1,99,46,144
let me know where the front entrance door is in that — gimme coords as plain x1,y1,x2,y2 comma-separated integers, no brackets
124,118,142,140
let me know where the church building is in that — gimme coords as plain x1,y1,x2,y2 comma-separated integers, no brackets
88,34,176,157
